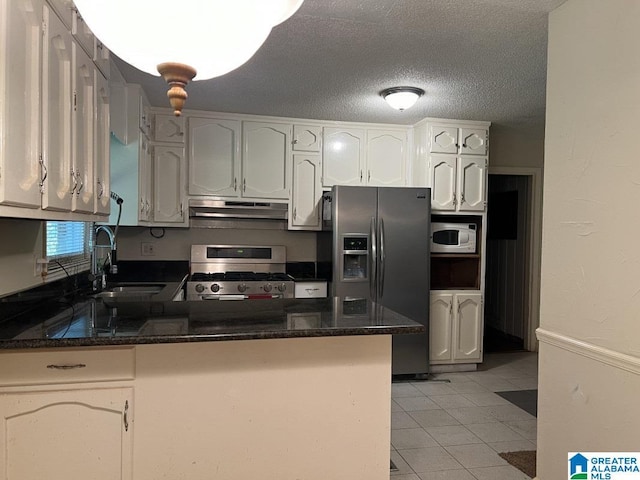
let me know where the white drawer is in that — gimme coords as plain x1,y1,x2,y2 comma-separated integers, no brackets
294,281,328,298
0,347,135,387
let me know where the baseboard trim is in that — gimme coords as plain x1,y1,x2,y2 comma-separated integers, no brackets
536,328,640,375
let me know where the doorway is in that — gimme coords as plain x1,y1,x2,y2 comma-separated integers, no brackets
483,168,542,352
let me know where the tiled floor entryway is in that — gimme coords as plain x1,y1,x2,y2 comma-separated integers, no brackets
390,352,538,480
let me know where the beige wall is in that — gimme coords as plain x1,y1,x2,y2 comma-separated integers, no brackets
0,218,44,296
489,124,545,169
537,0,640,478
115,225,317,262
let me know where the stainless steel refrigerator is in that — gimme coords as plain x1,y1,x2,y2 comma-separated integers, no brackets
330,185,431,375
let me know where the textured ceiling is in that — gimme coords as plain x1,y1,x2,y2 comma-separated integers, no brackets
115,0,567,130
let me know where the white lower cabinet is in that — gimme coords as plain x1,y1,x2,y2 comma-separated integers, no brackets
0,347,135,480
0,387,133,480
430,291,483,364
289,153,322,230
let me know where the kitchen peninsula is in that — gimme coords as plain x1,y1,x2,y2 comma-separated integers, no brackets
0,297,423,480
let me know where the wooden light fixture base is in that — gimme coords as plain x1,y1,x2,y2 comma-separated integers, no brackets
157,62,197,116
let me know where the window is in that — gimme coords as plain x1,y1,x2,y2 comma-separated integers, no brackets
45,221,92,280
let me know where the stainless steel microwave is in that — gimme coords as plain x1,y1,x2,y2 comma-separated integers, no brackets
431,222,477,253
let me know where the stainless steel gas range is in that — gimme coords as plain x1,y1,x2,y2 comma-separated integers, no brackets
186,245,295,300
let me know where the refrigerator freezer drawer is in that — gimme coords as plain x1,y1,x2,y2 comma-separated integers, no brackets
294,281,328,298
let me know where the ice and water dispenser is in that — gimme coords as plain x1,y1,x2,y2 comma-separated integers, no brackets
342,236,368,280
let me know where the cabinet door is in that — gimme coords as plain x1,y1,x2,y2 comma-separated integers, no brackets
71,8,94,58
289,154,321,230
366,130,406,186
153,114,185,143
242,121,291,199
458,157,487,211
153,146,186,224
292,124,321,152
429,293,453,362
429,154,457,211
95,71,110,215
0,387,133,480
460,128,488,156
0,0,42,208
138,136,152,222
41,6,74,212
72,43,96,214
322,127,365,187
138,94,151,138
429,125,459,154
453,293,483,362
188,117,240,197
46,0,73,28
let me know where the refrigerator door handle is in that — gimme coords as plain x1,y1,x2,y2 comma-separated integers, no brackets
379,217,386,298
370,216,377,301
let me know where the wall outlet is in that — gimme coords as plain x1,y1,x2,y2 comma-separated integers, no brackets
141,242,155,256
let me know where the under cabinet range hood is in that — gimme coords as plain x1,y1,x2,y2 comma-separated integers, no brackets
188,199,288,224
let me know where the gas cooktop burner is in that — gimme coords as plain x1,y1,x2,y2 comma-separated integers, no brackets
190,272,292,282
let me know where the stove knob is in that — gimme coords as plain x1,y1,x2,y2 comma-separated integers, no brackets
195,284,205,293
263,283,272,293
211,284,220,293
238,283,248,293
277,283,287,292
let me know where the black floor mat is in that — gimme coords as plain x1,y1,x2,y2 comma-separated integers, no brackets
496,389,538,417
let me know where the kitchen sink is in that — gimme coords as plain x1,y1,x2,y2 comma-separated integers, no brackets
93,284,167,303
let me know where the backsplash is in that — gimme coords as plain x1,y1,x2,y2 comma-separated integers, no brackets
113,226,317,262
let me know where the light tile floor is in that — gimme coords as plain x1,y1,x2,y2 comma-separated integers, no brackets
390,351,538,480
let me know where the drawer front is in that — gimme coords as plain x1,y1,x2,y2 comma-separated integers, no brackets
0,347,135,387
294,281,328,298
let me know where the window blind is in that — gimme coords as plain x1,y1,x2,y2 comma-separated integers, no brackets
45,221,92,280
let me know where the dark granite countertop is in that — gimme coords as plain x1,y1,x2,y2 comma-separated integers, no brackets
0,296,425,350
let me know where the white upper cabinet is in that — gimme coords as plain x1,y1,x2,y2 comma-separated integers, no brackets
46,0,73,28
71,7,94,58
459,128,488,156
458,156,486,211
322,127,365,187
41,5,74,212
429,154,457,211
323,127,407,188
242,121,291,200
426,121,489,212
0,0,43,209
0,0,109,220
292,124,321,152
95,71,110,215
152,145,187,225
72,43,96,214
188,117,241,197
289,153,322,230
430,125,459,154
366,129,406,186
154,114,185,143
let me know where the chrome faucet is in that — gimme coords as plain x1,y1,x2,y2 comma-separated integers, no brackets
92,225,118,291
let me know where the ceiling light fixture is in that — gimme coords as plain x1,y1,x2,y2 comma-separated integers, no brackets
74,0,305,116
381,87,425,111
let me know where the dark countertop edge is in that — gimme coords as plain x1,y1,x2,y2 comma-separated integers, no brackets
0,325,426,350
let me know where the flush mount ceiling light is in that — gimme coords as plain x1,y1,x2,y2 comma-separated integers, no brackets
381,87,425,111
74,0,305,116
